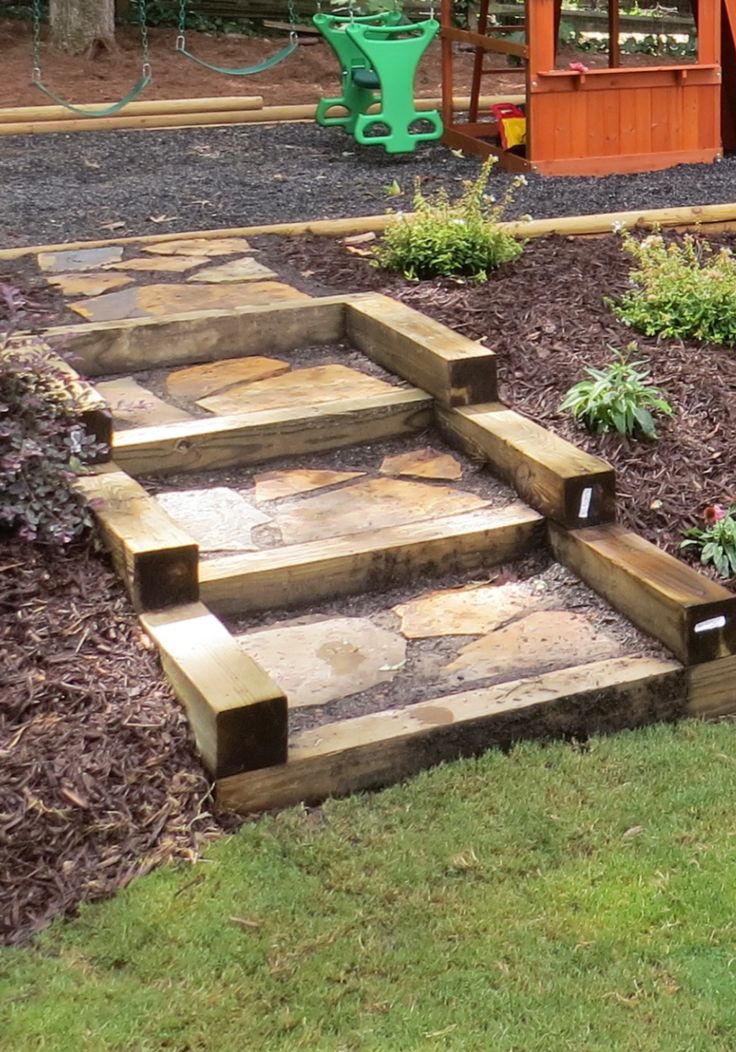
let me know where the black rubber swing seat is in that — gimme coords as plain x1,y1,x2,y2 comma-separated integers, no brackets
351,67,381,89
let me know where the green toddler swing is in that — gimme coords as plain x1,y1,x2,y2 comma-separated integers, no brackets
313,6,442,154
175,0,299,75
31,0,152,117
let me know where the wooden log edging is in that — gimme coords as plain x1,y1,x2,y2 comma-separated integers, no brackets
548,522,736,666
4,200,736,261
217,655,686,812
140,602,288,779
0,94,523,137
73,465,199,612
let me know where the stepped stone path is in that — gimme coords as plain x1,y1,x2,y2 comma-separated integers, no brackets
34,237,304,323
55,231,707,812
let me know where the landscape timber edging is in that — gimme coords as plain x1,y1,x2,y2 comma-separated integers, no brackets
4,200,736,260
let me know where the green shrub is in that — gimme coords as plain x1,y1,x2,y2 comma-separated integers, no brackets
681,504,736,578
1,285,105,545
559,343,673,439
373,157,525,281
612,231,736,345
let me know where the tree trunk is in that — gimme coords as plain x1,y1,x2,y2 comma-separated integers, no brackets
49,0,116,56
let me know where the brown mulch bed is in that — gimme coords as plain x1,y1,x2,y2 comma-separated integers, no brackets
0,539,234,946
254,231,736,584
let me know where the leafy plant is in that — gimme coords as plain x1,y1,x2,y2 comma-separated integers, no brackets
559,343,673,439
611,231,736,345
374,156,525,282
681,503,736,578
1,285,105,545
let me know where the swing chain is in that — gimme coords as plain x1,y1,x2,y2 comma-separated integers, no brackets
138,0,151,77
31,0,42,81
31,0,152,81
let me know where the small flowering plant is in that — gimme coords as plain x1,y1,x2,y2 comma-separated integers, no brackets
610,230,736,345
681,503,736,578
374,156,526,281
559,343,673,439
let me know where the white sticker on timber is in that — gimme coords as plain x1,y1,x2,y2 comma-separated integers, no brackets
156,487,272,552
694,615,727,634
579,487,593,520
237,617,407,708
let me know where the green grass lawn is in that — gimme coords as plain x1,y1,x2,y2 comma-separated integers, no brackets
4,719,736,1051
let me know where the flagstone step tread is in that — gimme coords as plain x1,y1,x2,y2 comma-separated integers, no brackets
95,376,192,428
69,280,310,322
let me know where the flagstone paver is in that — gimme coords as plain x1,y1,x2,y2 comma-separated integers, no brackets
47,272,134,297
142,237,254,257
94,377,192,427
104,256,209,274
156,487,272,553
443,610,625,682
380,447,463,481
197,364,394,416
254,468,365,503
187,257,277,283
393,581,541,638
275,477,489,545
37,246,124,273
237,617,407,708
69,281,309,322
165,357,290,402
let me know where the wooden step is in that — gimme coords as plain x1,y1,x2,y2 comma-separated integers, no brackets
113,388,433,476
140,602,287,779
201,502,544,616
217,655,684,813
437,402,616,528
74,466,199,612
548,522,736,665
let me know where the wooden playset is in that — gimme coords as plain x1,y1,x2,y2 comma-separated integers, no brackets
440,0,734,174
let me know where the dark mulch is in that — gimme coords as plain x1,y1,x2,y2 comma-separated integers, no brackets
6,122,736,248
0,540,235,947
254,231,736,582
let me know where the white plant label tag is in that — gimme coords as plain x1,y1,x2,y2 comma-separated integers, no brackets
578,487,593,520
694,615,727,634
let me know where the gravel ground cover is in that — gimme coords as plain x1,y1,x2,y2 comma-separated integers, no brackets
4,122,736,248
255,230,736,586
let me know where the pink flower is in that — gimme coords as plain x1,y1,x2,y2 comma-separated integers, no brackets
704,504,727,525
568,61,590,73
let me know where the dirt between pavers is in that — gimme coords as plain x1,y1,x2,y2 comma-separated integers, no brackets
225,551,670,734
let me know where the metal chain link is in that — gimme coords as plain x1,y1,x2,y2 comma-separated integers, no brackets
31,0,42,81
177,0,187,50
139,0,151,76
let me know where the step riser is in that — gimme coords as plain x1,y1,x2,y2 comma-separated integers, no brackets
201,505,544,616
113,390,433,477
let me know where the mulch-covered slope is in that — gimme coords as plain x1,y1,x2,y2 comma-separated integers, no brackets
0,541,229,946
257,231,736,582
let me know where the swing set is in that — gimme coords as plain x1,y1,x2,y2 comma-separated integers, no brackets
28,0,442,154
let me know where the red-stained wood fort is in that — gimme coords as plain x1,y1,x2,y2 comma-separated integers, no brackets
440,0,736,175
